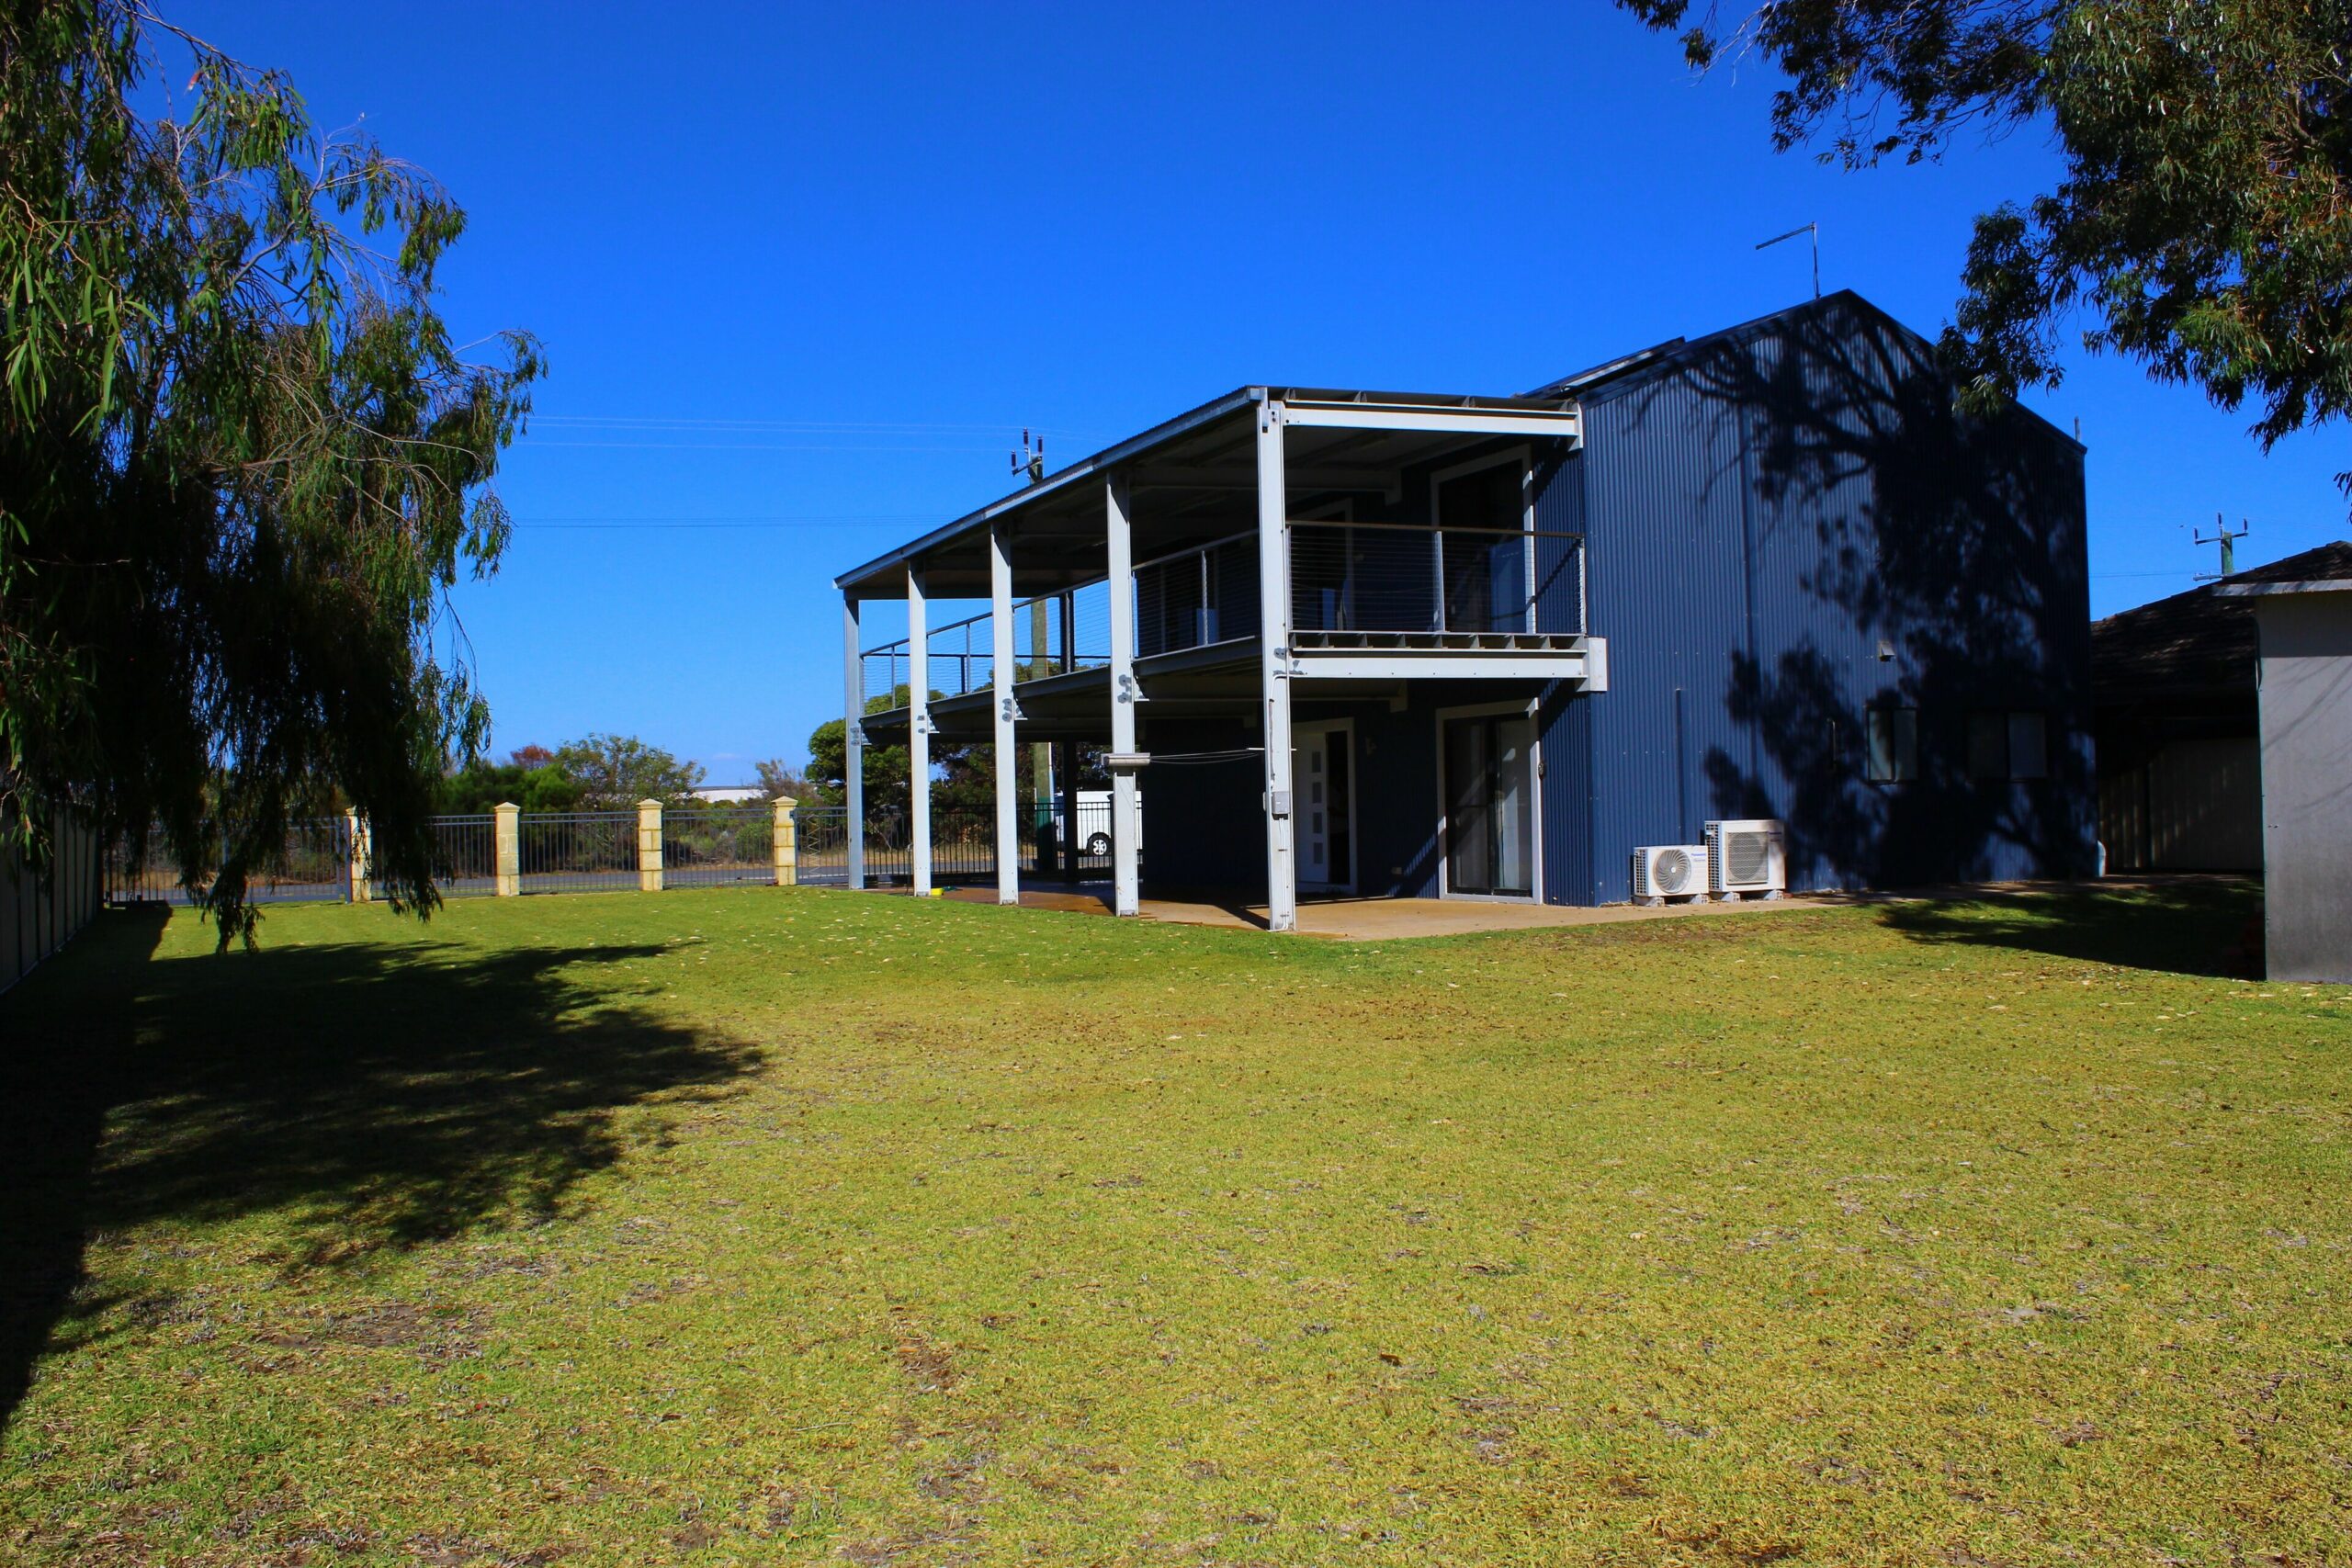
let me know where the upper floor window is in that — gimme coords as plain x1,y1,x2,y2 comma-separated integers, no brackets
1865,706,1918,783
1968,710,2050,781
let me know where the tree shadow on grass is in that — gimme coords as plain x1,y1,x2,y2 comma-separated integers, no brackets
0,906,763,1435
1872,878,2262,977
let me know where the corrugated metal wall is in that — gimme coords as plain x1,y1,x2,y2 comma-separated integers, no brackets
1546,294,2098,902
2100,737,2262,872
1,815,105,995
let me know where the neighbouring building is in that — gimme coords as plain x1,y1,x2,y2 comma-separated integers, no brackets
830,292,2096,930
2093,542,2352,874
2214,572,2352,984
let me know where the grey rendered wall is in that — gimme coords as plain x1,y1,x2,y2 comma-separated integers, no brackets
2251,594,2352,983
1557,294,2097,902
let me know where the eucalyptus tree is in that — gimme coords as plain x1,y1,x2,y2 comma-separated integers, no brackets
1618,1,2352,498
1,2,540,936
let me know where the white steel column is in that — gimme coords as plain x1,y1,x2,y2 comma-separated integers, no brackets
1106,473,1142,917
989,524,1020,906
906,569,933,897
842,594,865,891
1256,399,1298,932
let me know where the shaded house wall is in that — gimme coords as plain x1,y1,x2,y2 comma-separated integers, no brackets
1553,295,2096,901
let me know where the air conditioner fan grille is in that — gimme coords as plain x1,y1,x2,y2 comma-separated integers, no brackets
1726,832,1770,885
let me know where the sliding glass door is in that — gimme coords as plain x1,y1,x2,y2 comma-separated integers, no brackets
1442,713,1535,897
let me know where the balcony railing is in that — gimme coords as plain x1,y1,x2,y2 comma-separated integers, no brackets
858,523,1586,698
861,582,1114,707
1290,519,1584,643
1136,530,1259,657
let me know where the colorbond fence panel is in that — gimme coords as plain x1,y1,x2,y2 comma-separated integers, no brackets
2,812,105,995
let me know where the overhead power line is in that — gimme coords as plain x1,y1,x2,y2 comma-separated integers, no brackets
530,414,1103,436
510,514,931,530
524,439,1028,453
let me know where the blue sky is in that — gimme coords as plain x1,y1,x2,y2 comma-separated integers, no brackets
177,1,2351,782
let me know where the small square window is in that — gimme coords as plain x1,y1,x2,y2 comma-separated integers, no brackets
1865,706,1917,783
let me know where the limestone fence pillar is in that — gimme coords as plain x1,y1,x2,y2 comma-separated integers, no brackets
637,799,664,892
345,808,371,904
493,802,520,896
773,797,797,886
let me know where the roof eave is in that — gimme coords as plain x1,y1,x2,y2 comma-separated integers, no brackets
831,387,1265,596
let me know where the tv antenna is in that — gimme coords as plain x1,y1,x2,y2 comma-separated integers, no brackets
1755,222,1820,300
2193,513,2250,580
1011,429,1046,485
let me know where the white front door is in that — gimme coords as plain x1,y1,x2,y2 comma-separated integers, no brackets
1294,723,1354,891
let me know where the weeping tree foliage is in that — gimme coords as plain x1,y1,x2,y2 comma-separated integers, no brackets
1618,1,2352,500
1,2,541,938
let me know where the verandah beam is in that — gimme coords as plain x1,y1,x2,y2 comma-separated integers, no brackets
989,523,1020,906
1257,400,1298,933
1105,472,1141,917
842,594,865,891
907,569,933,897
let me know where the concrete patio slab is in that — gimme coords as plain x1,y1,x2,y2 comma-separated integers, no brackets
938,882,1838,938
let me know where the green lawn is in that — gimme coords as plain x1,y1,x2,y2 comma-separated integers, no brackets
2,883,2346,1565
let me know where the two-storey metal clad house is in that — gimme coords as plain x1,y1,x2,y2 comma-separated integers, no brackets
832,293,2097,931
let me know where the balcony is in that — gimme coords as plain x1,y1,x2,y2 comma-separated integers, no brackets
859,520,1588,706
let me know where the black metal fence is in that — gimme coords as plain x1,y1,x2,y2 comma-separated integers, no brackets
106,818,354,907
516,811,640,895
663,809,775,888
102,799,1120,908
430,814,499,897
792,799,1117,888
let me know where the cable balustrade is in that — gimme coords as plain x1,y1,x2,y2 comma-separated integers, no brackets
1289,519,1586,643
856,521,1584,682
1136,530,1260,657
923,610,997,699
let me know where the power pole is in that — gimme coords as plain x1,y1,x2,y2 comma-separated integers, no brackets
2193,513,2250,581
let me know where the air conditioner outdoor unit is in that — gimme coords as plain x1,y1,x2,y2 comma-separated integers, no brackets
1706,818,1786,897
1632,843,1710,905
